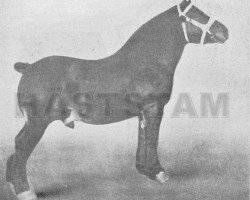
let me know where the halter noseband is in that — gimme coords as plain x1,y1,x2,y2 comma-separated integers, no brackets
177,3,215,44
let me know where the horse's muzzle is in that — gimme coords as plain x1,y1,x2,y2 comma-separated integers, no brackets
211,21,229,43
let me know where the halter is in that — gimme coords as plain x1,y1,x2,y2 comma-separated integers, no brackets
177,2,215,44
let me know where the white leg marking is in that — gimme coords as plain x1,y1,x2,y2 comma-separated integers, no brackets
17,190,37,200
21,108,28,122
156,171,169,183
8,183,37,200
140,113,146,129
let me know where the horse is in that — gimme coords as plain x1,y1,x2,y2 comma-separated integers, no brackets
6,0,229,199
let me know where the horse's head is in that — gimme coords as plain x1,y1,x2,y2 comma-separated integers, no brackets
177,0,229,44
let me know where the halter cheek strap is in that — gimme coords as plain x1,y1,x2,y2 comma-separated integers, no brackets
199,18,215,44
177,3,215,44
182,23,189,42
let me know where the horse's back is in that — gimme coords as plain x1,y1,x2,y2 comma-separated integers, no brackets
16,55,133,118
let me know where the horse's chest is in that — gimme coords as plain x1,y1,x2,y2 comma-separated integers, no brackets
130,74,174,101
131,63,175,94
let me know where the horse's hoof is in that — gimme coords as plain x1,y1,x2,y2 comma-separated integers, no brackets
16,190,37,200
155,171,169,183
8,183,37,200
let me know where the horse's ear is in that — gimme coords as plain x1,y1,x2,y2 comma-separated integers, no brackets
180,0,192,11
181,0,191,5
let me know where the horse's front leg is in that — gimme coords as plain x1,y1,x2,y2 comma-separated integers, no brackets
136,102,169,183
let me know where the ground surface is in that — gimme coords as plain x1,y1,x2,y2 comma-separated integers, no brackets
0,121,248,200
0,0,249,199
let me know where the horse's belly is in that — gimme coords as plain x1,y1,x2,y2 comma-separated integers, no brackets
68,95,139,125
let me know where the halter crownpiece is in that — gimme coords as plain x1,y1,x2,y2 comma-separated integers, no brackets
177,2,215,44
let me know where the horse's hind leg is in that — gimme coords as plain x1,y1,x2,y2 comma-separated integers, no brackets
6,117,49,200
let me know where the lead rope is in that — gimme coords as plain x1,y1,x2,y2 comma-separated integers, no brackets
177,3,215,45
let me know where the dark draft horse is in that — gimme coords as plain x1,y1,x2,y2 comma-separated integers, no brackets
6,0,228,199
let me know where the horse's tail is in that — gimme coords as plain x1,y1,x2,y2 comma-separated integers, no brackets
14,62,31,74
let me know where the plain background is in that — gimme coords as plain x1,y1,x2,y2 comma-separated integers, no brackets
0,0,249,199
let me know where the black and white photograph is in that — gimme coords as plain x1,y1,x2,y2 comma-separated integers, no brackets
0,0,249,199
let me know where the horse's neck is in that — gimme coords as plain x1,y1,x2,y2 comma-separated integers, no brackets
117,6,186,68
